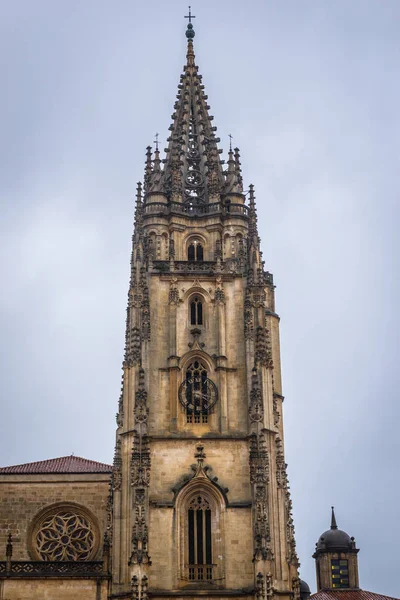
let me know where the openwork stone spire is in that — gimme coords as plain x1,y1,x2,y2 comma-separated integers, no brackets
144,21,225,206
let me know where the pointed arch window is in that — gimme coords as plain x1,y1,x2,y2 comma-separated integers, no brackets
190,297,203,326
188,241,203,262
175,472,226,586
179,361,218,424
188,495,213,581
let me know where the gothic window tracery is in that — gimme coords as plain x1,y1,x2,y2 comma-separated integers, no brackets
30,505,98,561
175,480,226,586
178,361,218,424
188,495,213,581
190,296,203,326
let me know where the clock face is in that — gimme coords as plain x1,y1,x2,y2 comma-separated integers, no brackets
179,362,218,415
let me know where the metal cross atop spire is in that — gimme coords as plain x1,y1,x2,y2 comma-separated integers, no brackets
184,6,196,24
185,6,196,40
154,132,159,151
229,133,233,151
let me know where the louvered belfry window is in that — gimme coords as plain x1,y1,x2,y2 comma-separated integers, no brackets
190,297,203,325
188,495,213,581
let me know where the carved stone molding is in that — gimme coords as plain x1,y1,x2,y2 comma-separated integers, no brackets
249,433,269,485
169,286,179,305
286,489,300,568
134,371,149,426
130,433,151,489
249,372,264,423
130,488,151,565
249,434,272,561
266,573,274,600
256,572,265,600
256,572,275,600
244,289,254,340
292,576,301,600
111,439,122,492
140,268,151,341
214,286,225,305
131,574,149,600
272,394,280,427
255,326,273,368
275,437,287,489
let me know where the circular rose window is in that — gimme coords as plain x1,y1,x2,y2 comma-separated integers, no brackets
31,504,98,561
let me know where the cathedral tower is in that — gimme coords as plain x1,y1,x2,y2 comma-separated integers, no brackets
108,16,300,600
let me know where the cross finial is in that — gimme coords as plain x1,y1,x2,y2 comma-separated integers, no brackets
229,133,233,151
154,132,159,151
184,6,196,24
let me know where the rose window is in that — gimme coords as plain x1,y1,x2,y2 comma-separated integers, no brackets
32,507,97,561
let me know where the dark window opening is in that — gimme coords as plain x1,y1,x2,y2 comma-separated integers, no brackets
331,559,349,588
190,297,203,326
188,242,203,262
188,496,213,581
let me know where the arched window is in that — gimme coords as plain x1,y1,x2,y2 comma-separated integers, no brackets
188,495,213,581
179,361,218,424
190,297,203,325
175,478,226,586
188,241,203,262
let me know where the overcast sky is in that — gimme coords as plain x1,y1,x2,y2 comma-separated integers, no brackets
1,0,399,596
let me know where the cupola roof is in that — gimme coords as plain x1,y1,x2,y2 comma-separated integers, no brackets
300,579,312,599
314,507,357,554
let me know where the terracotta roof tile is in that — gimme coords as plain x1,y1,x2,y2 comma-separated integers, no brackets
0,455,112,475
311,590,399,600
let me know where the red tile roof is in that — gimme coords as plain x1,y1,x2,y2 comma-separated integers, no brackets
311,590,399,600
0,455,112,475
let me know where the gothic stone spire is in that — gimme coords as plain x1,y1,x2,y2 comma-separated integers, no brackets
145,23,225,205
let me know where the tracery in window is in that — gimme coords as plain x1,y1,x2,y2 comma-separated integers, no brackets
190,297,203,325
188,495,213,581
30,505,98,561
188,241,203,262
178,361,218,424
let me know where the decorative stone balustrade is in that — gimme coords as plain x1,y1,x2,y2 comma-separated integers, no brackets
0,560,107,577
143,201,248,217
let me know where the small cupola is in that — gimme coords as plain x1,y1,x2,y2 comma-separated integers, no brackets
299,579,311,600
313,507,359,591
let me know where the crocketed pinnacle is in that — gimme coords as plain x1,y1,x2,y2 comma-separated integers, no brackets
145,29,225,205
248,184,259,244
224,146,243,194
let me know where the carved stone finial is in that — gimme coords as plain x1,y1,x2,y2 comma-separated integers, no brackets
195,445,206,466
144,146,152,193
256,572,265,600
138,367,145,390
188,327,205,349
234,147,243,188
131,575,139,600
